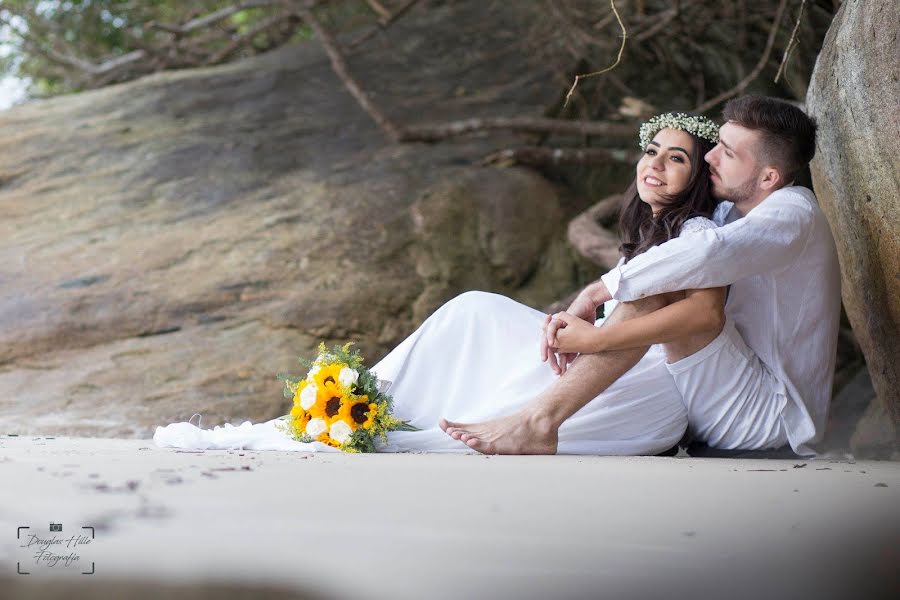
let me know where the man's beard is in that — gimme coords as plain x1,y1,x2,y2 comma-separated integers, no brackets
711,170,759,204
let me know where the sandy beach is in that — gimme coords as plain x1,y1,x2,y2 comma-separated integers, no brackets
2,435,898,600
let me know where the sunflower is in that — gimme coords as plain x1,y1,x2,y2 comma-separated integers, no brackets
317,433,343,449
302,379,338,421
317,383,346,424
289,405,311,436
310,363,348,391
338,395,378,430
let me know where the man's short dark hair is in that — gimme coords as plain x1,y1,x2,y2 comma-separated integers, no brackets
722,95,817,183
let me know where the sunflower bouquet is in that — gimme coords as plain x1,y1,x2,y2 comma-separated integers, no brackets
275,342,416,452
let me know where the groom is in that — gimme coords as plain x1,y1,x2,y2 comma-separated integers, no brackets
439,95,841,456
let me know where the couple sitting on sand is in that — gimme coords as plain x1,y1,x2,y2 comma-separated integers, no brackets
371,94,840,458
156,95,841,457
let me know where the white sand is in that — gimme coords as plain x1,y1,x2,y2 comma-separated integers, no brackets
1,435,898,599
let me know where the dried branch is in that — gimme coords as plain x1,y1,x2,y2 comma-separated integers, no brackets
151,0,283,35
349,0,423,48
480,146,624,168
300,6,405,142
567,194,624,269
380,0,422,25
564,0,628,107
692,0,790,113
364,0,392,21
633,0,702,43
402,117,634,143
774,0,807,84
23,36,147,76
208,13,295,64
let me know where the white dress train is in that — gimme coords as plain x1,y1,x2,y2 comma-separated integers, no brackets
154,291,688,455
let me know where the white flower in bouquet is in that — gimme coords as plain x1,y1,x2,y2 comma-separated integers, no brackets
338,367,359,388
329,420,353,444
299,383,318,410
306,364,321,382
306,418,327,438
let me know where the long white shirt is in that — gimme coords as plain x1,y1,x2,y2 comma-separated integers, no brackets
600,186,841,454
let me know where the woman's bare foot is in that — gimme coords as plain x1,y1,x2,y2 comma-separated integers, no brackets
439,413,558,455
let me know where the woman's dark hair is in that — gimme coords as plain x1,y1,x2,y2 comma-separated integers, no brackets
618,131,717,261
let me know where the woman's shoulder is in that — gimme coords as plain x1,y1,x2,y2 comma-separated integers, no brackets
678,215,718,236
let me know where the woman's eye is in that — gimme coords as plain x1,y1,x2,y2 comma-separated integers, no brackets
671,156,683,163
644,148,657,155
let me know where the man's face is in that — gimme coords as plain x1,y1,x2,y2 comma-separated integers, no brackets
704,122,763,205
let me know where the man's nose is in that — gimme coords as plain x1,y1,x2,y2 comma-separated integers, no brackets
705,146,718,165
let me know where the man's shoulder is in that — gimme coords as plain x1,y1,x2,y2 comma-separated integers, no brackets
763,186,819,213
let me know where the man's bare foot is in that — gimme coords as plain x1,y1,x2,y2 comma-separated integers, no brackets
438,414,558,455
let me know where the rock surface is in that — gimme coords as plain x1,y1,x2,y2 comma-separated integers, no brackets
807,0,900,435
0,3,587,436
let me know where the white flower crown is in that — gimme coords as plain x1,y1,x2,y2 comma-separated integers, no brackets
638,112,720,148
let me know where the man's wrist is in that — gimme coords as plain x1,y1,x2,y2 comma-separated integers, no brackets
584,280,611,306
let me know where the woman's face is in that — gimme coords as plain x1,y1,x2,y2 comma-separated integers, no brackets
636,127,696,213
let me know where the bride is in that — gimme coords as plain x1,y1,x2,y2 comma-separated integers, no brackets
155,113,726,455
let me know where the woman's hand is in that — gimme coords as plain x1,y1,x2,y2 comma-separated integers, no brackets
542,292,597,375
548,311,603,355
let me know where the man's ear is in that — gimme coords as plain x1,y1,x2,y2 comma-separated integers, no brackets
758,166,782,191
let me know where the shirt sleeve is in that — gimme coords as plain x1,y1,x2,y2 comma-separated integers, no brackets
601,189,815,301
678,216,718,236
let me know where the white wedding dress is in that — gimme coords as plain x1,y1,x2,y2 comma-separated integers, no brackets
154,292,688,455
154,218,727,455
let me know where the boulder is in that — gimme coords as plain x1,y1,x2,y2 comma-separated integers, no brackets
0,2,583,436
807,0,900,437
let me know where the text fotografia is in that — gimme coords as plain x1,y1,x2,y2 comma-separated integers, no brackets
16,524,96,574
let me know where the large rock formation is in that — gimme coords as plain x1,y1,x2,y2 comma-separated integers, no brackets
807,0,899,450
0,3,588,437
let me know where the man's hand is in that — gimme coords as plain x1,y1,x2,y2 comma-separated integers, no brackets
548,311,601,354
541,291,597,375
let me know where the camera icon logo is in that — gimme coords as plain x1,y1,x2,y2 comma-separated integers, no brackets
49,522,62,532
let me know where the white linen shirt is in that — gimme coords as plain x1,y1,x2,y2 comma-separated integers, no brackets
600,186,841,454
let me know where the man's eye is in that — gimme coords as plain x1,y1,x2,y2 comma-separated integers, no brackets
725,151,734,158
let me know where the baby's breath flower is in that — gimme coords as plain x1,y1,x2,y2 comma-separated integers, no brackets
639,113,719,149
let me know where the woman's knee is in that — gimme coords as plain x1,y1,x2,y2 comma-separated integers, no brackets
447,290,508,311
